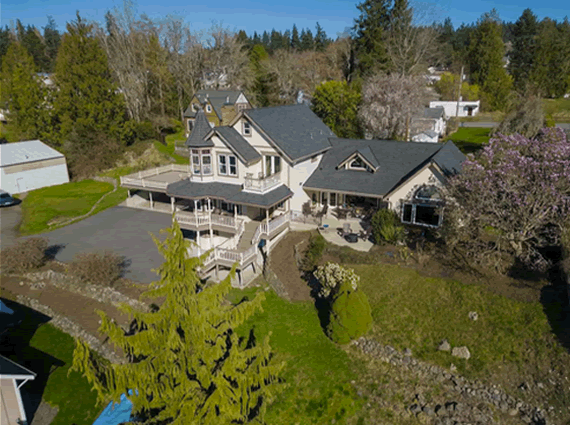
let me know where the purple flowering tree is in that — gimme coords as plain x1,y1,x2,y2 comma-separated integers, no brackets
443,128,570,271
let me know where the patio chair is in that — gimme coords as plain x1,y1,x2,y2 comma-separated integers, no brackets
338,223,352,237
359,227,372,241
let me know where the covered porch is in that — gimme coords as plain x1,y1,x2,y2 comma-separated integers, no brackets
305,189,385,220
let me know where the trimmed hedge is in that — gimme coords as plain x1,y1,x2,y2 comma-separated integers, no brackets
326,279,372,344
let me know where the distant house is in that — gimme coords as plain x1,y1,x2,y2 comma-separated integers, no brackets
0,140,70,194
0,354,36,425
411,107,447,142
183,90,252,137
430,100,480,118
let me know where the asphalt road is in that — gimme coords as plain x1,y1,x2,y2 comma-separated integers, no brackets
38,206,174,283
0,203,22,251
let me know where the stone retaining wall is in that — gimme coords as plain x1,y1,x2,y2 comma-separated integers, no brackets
16,295,125,364
352,337,549,425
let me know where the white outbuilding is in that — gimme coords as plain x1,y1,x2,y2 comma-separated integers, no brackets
0,140,69,194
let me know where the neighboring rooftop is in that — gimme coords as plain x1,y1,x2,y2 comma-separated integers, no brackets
0,140,64,167
304,139,465,197
245,104,334,163
422,107,446,119
185,109,214,148
184,90,244,119
0,355,36,379
213,126,262,165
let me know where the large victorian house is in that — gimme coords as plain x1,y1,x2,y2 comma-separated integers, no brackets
121,104,465,286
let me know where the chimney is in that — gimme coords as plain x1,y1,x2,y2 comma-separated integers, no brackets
226,96,229,103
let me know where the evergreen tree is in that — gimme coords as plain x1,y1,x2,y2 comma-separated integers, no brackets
0,26,13,68
353,0,391,75
21,23,48,72
236,29,249,48
436,18,455,69
508,9,538,90
291,24,300,50
252,31,261,45
261,30,270,49
311,80,362,138
314,22,328,52
0,42,51,141
468,10,512,110
282,29,291,50
270,29,283,51
300,28,314,50
71,220,283,424
53,13,125,144
43,16,61,73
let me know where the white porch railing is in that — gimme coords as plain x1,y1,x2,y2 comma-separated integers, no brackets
174,211,241,229
243,172,282,193
196,212,291,272
120,164,191,189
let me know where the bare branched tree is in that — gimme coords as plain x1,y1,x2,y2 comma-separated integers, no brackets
262,49,301,104
202,25,253,90
358,72,429,140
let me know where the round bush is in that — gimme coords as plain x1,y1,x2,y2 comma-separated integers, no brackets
326,280,372,344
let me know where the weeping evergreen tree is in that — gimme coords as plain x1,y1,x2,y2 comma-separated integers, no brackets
70,220,283,424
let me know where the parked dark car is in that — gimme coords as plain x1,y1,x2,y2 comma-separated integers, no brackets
0,190,17,207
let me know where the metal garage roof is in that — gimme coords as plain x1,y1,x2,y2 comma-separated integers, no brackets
0,140,64,167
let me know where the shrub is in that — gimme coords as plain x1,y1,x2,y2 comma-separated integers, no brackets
326,279,372,344
68,250,124,286
371,209,405,245
302,233,326,272
0,237,48,273
314,262,360,299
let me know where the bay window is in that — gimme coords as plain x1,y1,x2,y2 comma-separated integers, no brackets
191,149,212,176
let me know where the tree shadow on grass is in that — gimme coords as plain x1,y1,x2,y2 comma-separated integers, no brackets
0,298,65,422
540,263,570,353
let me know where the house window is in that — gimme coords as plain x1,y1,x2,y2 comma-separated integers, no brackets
330,193,336,207
415,185,441,201
229,155,237,176
218,155,227,175
243,121,252,136
401,203,441,227
402,204,413,223
192,150,201,175
202,150,212,175
187,120,193,132
192,103,197,112
321,192,327,205
276,201,285,210
218,154,237,176
349,156,365,169
237,103,248,112
206,104,212,113
312,192,317,205
264,155,281,177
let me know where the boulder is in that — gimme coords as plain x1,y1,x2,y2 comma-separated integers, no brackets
438,339,451,351
468,311,479,321
451,346,471,360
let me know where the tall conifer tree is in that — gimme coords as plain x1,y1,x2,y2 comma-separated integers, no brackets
71,220,283,424
508,9,538,90
53,13,125,143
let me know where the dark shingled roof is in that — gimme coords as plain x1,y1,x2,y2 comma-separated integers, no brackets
184,90,243,119
185,109,214,148
214,127,262,165
304,139,465,197
0,354,36,378
166,180,293,208
422,107,445,119
245,104,333,163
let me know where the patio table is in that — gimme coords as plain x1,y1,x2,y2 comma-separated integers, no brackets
345,233,359,243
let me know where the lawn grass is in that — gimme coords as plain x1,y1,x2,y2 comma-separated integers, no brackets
543,98,570,122
28,323,102,425
229,287,366,425
446,127,492,154
352,264,565,379
19,180,118,235
154,128,188,165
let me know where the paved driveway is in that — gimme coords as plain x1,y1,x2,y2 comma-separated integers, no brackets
0,203,22,250
40,206,174,283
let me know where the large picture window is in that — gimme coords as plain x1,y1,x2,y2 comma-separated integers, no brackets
218,154,238,176
401,203,442,228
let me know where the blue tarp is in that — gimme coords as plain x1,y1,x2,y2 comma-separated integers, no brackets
0,300,14,315
92,390,134,425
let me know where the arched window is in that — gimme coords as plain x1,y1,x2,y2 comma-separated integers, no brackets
414,185,441,201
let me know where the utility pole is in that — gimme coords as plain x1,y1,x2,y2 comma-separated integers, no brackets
455,65,464,118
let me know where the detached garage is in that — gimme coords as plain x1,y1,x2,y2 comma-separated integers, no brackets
0,140,69,194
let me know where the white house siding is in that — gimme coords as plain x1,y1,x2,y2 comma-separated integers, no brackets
429,101,480,118
290,154,323,211
384,164,444,211
0,158,69,194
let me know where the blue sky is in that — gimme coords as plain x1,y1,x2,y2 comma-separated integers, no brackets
2,0,569,37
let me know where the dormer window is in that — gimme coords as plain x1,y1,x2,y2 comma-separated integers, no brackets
192,103,197,112
349,157,365,170
206,104,212,113
243,121,251,136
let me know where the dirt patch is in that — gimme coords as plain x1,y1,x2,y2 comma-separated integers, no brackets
1,274,129,341
270,231,312,302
